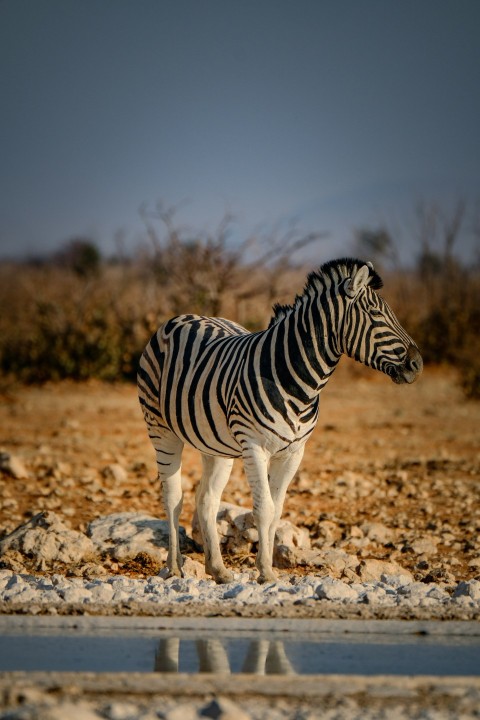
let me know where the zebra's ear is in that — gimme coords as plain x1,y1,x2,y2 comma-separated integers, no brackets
344,264,371,298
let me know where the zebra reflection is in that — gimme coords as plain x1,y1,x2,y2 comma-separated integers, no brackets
155,637,295,675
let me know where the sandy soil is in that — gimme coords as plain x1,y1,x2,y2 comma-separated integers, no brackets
1,361,479,583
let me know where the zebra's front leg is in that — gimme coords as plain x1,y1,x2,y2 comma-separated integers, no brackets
196,455,234,584
148,426,184,578
267,447,305,560
242,444,277,583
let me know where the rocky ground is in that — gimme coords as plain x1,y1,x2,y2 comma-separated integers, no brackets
1,673,479,720
0,362,479,590
0,508,479,618
1,363,479,719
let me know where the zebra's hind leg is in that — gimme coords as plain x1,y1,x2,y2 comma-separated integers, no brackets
196,454,234,584
147,424,184,578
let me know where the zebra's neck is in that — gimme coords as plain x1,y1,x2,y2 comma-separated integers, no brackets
264,290,342,405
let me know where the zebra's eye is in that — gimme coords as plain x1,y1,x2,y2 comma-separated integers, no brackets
371,309,383,318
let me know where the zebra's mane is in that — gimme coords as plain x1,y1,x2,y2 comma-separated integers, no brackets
269,257,383,327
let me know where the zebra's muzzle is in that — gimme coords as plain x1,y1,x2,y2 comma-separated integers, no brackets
390,344,423,384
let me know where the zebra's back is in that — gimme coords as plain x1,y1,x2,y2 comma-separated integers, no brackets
138,314,250,457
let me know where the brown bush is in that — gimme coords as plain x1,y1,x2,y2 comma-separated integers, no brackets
0,263,159,382
383,262,480,398
1,210,478,399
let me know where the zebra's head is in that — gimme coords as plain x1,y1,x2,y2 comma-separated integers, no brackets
340,260,423,384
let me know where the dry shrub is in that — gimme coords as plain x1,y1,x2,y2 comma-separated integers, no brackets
1,212,478,399
385,262,480,399
0,263,160,382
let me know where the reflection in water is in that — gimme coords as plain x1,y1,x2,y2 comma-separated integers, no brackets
0,627,478,675
155,637,296,675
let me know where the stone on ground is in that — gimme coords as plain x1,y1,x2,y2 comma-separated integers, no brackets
87,511,194,562
0,511,95,572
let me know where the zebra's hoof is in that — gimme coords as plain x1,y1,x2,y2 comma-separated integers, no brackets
161,566,184,580
212,568,235,584
257,570,277,584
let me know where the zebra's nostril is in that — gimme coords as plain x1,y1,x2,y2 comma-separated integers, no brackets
405,345,423,374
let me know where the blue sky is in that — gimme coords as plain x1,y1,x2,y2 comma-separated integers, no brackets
1,0,479,263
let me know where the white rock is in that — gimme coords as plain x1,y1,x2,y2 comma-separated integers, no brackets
102,701,140,720
61,586,93,604
275,522,310,550
453,579,480,601
182,556,208,579
0,570,13,591
360,584,386,599
318,548,358,573
85,581,114,603
145,578,165,595
0,512,95,569
360,521,395,545
273,524,311,568
51,573,74,590
426,585,450,601
315,578,360,602
194,502,254,554
0,451,29,478
4,584,40,603
5,573,27,587
111,590,133,604
223,583,256,601
44,701,102,720
380,573,414,588
397,581,429,596
314,519,343,543
397,582,438,607
164,703,201,720
291,547,358,575
35,589,63,605
166,577,202,598
101,463,128,483
358,559,413,582
288,582,318,601
35,576,54,590
410,536,439,555
88,512,185,562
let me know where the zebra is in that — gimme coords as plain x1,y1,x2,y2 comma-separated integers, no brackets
137,257,422,584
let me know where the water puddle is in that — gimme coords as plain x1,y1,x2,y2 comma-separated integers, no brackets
1,623,479,676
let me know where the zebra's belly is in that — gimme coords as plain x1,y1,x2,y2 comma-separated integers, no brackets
174,421,242,458
170,417,313,459
263,426,316,458
159,392,316,459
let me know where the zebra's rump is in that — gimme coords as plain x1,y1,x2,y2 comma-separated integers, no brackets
138,315,250,456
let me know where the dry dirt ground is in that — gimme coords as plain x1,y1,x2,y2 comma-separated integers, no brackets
0,361,479,584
